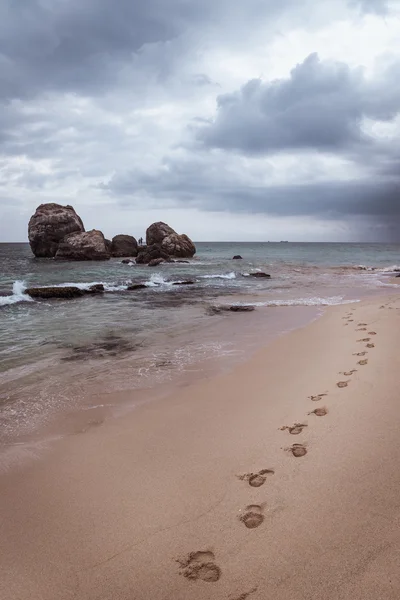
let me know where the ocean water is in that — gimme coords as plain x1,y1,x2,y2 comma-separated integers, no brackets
1,242,400,450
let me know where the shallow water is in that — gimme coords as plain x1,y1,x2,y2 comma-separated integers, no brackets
1,242,399,447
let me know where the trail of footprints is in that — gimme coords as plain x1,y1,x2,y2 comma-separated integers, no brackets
178,308,378,591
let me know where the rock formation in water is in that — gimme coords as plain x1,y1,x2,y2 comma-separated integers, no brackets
146,222,196,260
136,244,170,265
28,205,195,263
28,203,85,257
110,235,138,257
55,230,110,261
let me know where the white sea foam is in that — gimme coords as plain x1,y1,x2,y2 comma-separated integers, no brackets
0,280,33,307
199,272,236,280
230,296,357,307
146,273,173,287
31,280,130,292
354,264,400,273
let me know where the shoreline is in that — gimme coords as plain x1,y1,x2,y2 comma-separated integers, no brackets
1,301,320,451
2,292,400,599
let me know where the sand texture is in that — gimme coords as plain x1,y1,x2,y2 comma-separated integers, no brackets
1,295,400,599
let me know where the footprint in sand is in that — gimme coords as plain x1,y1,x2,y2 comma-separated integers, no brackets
356,328,367,331
366,343,375,348
337,380,349,388
177,551,221,583
280,423,307,435
238,469,275,488
357,338,370,343
368,332,377,335
308,393,327,402
358,323,367,326
286,443,307,457
308,407,328,417
340,369,357,376
353,351,367,356
358,359,368,366
230,587,258,600
239,504,265,529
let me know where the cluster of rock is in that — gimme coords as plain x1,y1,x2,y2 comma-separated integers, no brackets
24,280,197,300
28,204,195,262
135,222,196,265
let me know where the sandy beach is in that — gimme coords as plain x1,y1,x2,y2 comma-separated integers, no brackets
1,293,400,600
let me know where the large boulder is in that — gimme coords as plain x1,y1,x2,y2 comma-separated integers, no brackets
146,222,176,246
28,203,85,257
111,234,138,257
146,222,196,258
136,244,170,265
55,230,110,261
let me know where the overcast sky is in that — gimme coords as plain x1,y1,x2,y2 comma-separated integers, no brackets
1,0,400,242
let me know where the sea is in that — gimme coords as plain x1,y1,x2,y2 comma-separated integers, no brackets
1,242,399,468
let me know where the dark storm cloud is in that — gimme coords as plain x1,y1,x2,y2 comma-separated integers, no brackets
105,150,400,226
0,0,317,101
0,0,189,99
197,53,400,154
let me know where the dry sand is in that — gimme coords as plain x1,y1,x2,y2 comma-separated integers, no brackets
1,294,400,600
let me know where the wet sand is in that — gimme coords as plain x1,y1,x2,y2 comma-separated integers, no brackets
1,294,400,599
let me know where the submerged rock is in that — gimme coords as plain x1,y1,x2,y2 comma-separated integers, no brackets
26,286,85,299
28,203,85,258
111,234,138,257
172,280,196,286
121,259,135,264
208,304,255,314
249,272,270,278
55,230,110,261
232,255,243,260
146,222,196,259
127,283,147,290
61,332,140,361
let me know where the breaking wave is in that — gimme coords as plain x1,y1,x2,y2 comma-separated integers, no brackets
199,272,236,280
0,281,33,307
231,296,357,307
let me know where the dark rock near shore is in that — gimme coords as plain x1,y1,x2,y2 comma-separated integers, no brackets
172,280,195,286
146,222,196,258
148,257,165,267
86,284,105,294
174,260,190,263
111,234,138,257
233,255,243,260
249,272,271,278
55,230,110,261
121,259,135,264
28,203,85,258
208,304,255,314
26,286,85,299
127,283,147,290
